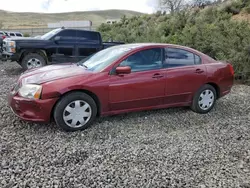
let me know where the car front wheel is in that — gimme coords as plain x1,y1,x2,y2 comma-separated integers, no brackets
53,92,97,132
191,84,217,114
21,53,46,70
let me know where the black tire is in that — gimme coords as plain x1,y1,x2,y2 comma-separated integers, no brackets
21,53,46,71
191,84,217,114
53,92,97,132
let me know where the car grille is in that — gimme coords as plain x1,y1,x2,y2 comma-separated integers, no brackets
2,41,7,52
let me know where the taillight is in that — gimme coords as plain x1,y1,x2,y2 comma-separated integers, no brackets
228,64,234,76
2,35,6,39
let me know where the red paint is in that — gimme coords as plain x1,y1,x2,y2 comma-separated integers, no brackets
8,43,234,123
115,66,131,74
8,94,58,122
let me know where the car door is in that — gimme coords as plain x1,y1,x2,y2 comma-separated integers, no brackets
109,47,166,111
76,30,101,62
163,47,207,104
51,30,78,63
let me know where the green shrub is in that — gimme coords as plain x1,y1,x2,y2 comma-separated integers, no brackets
97,0,250,81
23,33,30,37
222,0,243,15
242,6,250,13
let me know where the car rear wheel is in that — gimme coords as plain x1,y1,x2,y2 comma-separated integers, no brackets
53,92,97,132
191,84,217,114
21,53,46,70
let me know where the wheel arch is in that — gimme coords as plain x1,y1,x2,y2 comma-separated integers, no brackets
205,82,220,99
19,49,48,64
50,89,102,121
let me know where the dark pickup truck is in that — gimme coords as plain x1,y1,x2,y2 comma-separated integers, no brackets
1,27,124,70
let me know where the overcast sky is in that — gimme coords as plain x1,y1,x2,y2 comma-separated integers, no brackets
0,0,157,13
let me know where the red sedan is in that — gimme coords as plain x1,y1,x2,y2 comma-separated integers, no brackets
8,43,234,131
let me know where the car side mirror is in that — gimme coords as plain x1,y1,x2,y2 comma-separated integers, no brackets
116,66,131,75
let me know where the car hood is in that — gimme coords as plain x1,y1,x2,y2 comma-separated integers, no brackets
19,63,91,85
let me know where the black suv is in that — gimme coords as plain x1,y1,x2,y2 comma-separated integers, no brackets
1,28,124,70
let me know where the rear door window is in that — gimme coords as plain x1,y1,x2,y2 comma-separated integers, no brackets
77,31,99,40
56,30,77,40
195,54,202,64
164,48,200,68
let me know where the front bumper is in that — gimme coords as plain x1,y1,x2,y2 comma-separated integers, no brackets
8,93,59,123
1,51,19,62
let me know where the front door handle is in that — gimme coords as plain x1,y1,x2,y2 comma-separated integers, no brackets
152,73,164,78
195,69,204,74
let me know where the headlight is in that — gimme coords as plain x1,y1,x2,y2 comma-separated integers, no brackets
18,84,42,99
7,41,16,53
8,41,16,47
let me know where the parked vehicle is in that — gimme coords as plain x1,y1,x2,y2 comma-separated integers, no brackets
0,31,23,55
0,31,10,39
0,31,10,52
7,31,23,37
1,27,124,70
8,43,234,132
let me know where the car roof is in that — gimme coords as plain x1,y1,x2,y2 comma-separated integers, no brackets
111,43,188,49
108,43,204,55
63,28,100,34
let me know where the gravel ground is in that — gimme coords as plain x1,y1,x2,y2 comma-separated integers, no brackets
0,61,250,188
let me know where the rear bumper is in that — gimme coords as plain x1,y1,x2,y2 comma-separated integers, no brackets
8,93,59,123
220,89,231,98
218,73,234,98
219,84,233,98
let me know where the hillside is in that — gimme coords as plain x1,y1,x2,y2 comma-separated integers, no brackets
0,9,144,29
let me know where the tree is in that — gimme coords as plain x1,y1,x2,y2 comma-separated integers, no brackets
191,0,213,8
158,0,185,14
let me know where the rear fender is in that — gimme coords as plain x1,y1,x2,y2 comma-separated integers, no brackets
217,61,234,97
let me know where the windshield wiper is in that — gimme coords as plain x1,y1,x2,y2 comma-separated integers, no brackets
77,62,88,69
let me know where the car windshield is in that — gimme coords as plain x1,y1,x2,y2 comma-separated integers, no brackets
41,28,61,40
79,46,134,72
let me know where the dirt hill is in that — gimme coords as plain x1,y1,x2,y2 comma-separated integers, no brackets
0,9,144,29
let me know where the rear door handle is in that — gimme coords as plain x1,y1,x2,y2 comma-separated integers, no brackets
195,69,204,74
152,73,164,78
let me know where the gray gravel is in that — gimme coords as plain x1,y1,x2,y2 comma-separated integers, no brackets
0,61,250,188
